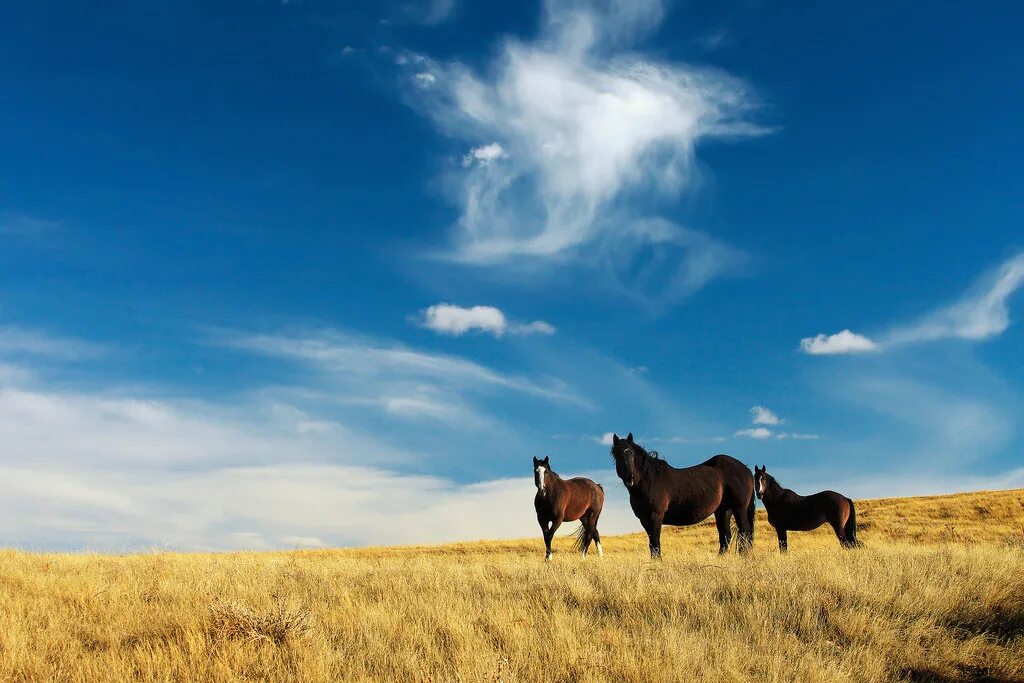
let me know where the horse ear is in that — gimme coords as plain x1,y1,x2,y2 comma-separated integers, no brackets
612,433,620,445
543,456,550,465
626,432,634,444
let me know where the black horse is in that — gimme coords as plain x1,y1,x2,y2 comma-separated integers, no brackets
610,433,755,557
754,465,858,551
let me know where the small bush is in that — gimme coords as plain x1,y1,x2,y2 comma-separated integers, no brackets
209,597,313,645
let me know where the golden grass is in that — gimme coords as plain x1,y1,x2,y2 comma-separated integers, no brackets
1,489,1022,682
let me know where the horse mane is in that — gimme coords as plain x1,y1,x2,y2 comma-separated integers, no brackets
612,440,665,478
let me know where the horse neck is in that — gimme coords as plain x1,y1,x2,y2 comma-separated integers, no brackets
632,449,662,480
763,480,786,505
540,469,563,496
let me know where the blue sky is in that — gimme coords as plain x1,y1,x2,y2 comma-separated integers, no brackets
1,0,1022,550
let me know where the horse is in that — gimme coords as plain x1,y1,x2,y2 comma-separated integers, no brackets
533,456,605,561
753,465,858,552
610,433,755,558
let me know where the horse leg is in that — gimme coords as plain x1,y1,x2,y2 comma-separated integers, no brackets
732,505,753,553
648,512,664,559
591,523,604,558
579,511,593,557
545,513,564,561
776,528,788,554
715,509,733,554
828,517,850,548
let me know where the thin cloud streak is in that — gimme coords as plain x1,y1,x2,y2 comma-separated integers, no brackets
0,326,105,360
886,252,1024,345
219,328,585,406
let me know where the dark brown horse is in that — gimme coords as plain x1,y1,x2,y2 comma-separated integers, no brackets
754,465,858,552
533,456,605,561
610,433,755,557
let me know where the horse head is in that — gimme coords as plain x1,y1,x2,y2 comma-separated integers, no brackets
533,456,550,494
754,465,776,500
611,432,640,488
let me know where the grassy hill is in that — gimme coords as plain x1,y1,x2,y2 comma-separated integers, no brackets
1,488,1022,682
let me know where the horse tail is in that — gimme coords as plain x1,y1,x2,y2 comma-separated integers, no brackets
844,498,859,547
572,523,592,554
746,490,756,546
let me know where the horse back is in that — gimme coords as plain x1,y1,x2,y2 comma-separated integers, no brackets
700,454,754,501
770,489,850,531
560,477,604,521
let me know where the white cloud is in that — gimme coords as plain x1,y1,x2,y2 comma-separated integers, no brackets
750,405,781,425
419,303,555,337
462,142,507,167
421,303,507,336
800,329,879,355
413,71,437,88
597,431,614,445
403,0,763,300
734,427,772,439
886,252,1024,345
736,407,815,440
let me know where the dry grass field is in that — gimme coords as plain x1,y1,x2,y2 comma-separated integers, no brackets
1,488,1022,682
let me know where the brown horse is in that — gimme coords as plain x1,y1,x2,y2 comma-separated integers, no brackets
533,456,605,561
754,465,858,552
610,433,755,558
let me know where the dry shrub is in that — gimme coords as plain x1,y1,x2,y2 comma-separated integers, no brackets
1002,526,1024,550
209,596,313,645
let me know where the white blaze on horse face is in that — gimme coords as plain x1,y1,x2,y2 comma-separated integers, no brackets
757,474,765,496
536,465,546,494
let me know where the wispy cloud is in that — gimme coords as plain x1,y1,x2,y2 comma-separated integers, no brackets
801,252,1024,355
0,211,59,243
388,0,457,26
886,252,1024,345
647,434,727,444
218,328,582,407
418,303,555,338
401,0,764,302
0,355,635,550
409,0,456,25
735,427,772,440
0,326,104,360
